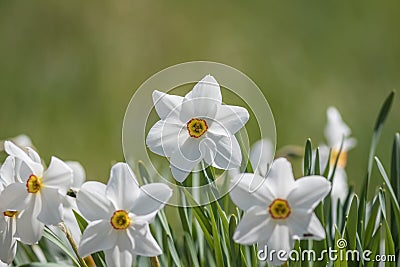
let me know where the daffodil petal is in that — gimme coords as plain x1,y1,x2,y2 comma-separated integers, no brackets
0,156,15,186
203,134,241,170
77,182,114,222
4,141,43,177
249,139,274,177
26,147,41,163
16,195,44,245
42,156,73,195
130,183,172,217
106,163,139,211
78,220,117,257
287,176,331,212
129,223,162,256
233,206,273,245
66,161,86,189
63,199,82,244
169,140,201,182
146,120,182,157
152,90,184,121
37,187,63,225
186,75,222,104
266,158,295,198
0,183,30,212
261,224,294,266
104,247,133,267
229,173,275,211
0,219,17,264
288,211,325,240
212,104,249,135
170,165,190,183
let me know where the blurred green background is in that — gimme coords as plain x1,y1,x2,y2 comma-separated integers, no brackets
1,1,399,192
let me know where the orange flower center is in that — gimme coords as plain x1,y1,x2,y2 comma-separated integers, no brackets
110,210,131,230
187,118,208,138
269,198,291,220
26,174,42,193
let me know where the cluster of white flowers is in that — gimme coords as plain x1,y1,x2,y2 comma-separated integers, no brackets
0,139,171,267
0,75,353,267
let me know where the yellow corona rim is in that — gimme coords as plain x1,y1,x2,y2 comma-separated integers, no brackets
330,149,348,168
26,174,42,193
3,210,18,218
187,118,208,138
269,198,291,220
110,210,131,230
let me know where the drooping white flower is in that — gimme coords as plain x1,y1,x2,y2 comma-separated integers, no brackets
230,158,331,266
146,75,250,182
0,157,18,264
0,141,73,244
77,162,172,267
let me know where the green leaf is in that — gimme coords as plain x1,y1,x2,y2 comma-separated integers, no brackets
390,132,400,251
334,226,348,267
42,227,80,266
73,210,88,232
138,160,152,183
359,91,395,239
363,197,379,247
382,215,396,267
209,205,224,267
314,147,320,175
322,149,332,178
313,203,328,267
375,157,400,239
329,138,344,182
16,264,74,267
304,138,312,176
365,223,381,267
184,232,200,267
344,195,358,251
183,189,214,248
229,215,240,266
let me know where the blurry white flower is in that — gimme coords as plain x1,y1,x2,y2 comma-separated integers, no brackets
11,134,33,148
230,158,330,266
146,75,249,182
324,106,356,167
77,163,172,267
320,107,356,207
249,138,274,177
0,141,73,244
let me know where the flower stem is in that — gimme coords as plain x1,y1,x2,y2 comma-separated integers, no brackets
150,256,160,267
59,222,89,267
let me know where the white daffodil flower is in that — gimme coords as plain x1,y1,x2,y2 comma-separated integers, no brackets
146,75,249,182
77,162,172,267
0,157,18,264
320,107,356,208
0,141,73,245
230,158,331,266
